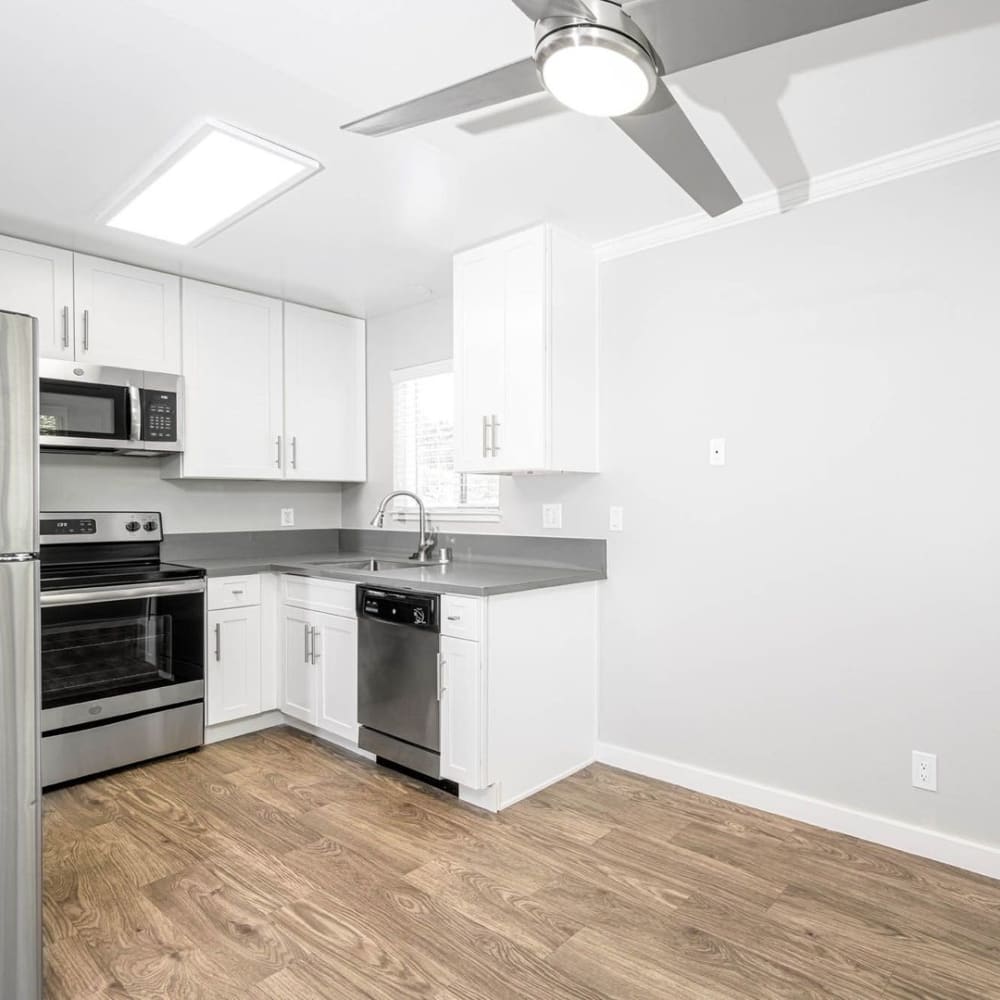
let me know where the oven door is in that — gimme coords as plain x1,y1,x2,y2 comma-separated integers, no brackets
39,363,140,450
39,580,205,732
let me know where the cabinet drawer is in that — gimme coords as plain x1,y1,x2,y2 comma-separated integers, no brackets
207,575,261,610
282,574,356,617
441,594,481,641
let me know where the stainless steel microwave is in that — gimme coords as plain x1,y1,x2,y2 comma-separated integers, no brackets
39,360,183,455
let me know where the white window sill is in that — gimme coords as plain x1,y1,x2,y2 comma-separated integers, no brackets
391,509,502,525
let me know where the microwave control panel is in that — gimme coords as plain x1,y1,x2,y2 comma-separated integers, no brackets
141,390,178,442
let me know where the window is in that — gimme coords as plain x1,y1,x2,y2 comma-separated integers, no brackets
392,360,500,521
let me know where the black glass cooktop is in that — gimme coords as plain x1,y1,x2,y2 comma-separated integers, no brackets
40,561,205,592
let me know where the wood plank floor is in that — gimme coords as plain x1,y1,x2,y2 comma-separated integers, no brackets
42,727,1000,1000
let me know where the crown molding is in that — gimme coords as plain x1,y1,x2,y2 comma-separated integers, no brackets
595,120,1000,263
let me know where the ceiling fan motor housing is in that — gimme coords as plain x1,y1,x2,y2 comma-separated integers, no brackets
534,2,661,115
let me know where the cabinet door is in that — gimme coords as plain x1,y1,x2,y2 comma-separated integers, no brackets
439,635,486,788
178,280,283,479
280,608,317,724
0,236,74,360
453,245,505,473
497,228,548,473
207,606,262,725
73,254,180,371
284,303,366,482
314,612,358,742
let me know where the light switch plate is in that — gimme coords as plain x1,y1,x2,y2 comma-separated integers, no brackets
710,438,726,466
280,508,295,527
609,506,624,532
542,504,563,530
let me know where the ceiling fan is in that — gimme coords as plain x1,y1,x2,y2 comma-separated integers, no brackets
342,0,928,217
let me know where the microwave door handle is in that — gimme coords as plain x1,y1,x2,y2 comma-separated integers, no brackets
128,386,142,443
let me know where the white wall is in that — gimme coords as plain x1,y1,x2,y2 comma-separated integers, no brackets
600,151,1000,849
347,150,1000,852
40,453,342,533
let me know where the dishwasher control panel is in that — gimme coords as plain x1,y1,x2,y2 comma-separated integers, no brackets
357,587,439,631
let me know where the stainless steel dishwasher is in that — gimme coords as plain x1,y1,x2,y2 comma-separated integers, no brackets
356,586,443,781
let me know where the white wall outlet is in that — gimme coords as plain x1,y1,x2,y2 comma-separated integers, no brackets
280,508,295,527
912,751,937,792
542,504,563,530
710,438,726,466
609,506,624,532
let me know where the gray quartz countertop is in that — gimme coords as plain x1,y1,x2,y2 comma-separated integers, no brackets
187,550,605,596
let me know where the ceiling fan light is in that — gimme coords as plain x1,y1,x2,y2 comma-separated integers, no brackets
536,25,656,118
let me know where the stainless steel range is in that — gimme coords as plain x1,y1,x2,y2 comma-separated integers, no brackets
39,511,206,786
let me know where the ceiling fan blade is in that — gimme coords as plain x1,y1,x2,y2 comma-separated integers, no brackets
626,0,929,75
614,81,741,217
459,95,569,135
342,58,543,137
509,0,596,21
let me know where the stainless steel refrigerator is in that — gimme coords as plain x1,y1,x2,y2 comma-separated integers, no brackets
0,310,42,1000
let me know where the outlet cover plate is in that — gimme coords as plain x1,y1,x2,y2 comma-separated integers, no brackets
542,504,563,530
281,508,295,527
912,750,937,792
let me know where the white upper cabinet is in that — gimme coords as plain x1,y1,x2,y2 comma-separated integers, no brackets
73,254,180,372
454,224,598,475
0,235,74,360
168,279,284,480
283,303,366,483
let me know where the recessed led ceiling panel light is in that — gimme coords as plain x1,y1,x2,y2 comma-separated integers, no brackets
105,120,321,246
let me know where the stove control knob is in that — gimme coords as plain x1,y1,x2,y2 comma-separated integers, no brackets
125,521,141,533
143,520,158,532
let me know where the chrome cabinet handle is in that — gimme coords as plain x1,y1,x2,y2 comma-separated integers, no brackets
291,436,297,470
275,436,282,468
310,627,320,664
82,308,90,352
446,615,460,622
61,305,70,349
482,416,489,459
491,414,501,456
436,653,446,701
214,622,221,662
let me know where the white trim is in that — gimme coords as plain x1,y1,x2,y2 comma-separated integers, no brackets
597,742,1000,880
204,710,284,744
390,358,452,384
282,716,375,760
498,757,595,811
391,508,502,524
595,120,1000,263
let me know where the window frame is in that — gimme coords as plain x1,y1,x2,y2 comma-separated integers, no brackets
390,359,501,524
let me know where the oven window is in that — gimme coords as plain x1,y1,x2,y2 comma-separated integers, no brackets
41,593,204,709
39,379,129,439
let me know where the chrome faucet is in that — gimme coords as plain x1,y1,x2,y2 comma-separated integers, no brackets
369,491,437,562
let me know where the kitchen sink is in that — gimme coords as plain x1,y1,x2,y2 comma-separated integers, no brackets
307,558,415,572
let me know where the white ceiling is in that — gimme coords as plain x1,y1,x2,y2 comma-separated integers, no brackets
1,0,998,317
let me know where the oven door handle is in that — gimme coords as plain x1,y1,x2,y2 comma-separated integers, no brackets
41,580,206,606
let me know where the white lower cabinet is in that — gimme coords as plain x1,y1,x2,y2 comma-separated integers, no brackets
279,595,358,740
280,607,318,724
206,606,263,725
315,613,359,742
439,635,486,789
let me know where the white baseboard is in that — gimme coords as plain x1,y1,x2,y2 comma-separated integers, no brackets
597,742,1000,881
205,711,285,744
498,756,596,811
282,717,374,761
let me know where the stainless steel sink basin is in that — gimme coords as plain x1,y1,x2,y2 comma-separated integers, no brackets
308,558,415,572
